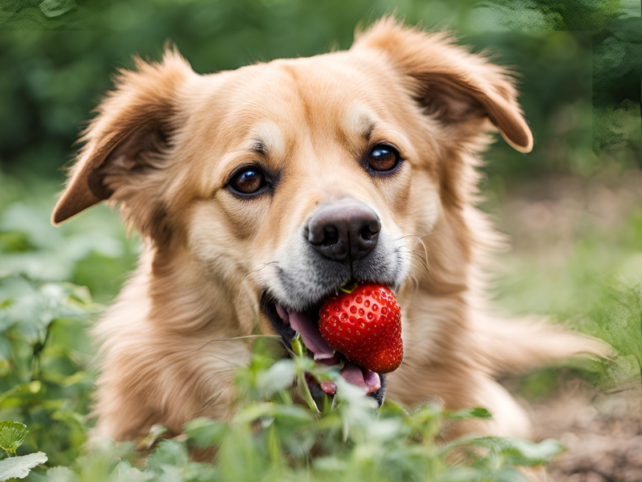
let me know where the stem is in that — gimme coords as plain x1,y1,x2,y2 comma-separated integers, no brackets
297,372,319,413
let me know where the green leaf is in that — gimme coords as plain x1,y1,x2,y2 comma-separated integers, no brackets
0,421,28,454
291,334,306,357
234,403,277,425
340,282,358,294
138,424,168,449
381,399,409,417
185,418,227,448
446,407,493,420
471,437,564,466
272,404,315,424
296,372,319,413
0,452,47,481
147,440,188,472
39,0,76,18
611,18,642,43
0,336,10,361
438,466,486,482
0,382,42,405
233,402,314,427
491,466,530,482
410,404,443,424
312,456,349,472
44,466,78,482
184,462,218,481
255,359,295,397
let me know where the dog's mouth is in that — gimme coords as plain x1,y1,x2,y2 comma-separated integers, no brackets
261,290,385,399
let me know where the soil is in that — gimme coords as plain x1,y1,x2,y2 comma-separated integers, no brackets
530,381,642,482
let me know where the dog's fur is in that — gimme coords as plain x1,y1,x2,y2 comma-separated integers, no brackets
53,18,606,442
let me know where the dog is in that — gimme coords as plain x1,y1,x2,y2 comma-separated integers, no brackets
52,18,605,442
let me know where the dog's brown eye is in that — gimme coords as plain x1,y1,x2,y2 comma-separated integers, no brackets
229,167,267,195
368,145,400,172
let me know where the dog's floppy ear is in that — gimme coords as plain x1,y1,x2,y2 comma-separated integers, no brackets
352,18,533,153
52,49,194,227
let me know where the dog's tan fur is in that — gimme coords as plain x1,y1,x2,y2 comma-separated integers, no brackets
53,18,605,442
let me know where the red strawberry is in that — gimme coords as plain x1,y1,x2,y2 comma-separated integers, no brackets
319,284,403,373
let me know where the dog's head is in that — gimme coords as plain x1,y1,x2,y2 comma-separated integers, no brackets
53,19,531,403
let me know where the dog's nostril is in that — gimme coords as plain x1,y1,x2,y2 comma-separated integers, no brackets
360,222,380,241
308,224,340,246
361,226,374,241
323,226,339,246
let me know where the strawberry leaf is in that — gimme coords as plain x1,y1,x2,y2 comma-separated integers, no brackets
0,421,27,455
291,334,306,357
0,452,47,481
340,282,358,294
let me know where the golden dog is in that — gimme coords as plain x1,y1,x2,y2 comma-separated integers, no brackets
52,18,604,442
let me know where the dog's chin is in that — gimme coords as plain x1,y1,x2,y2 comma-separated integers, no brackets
260,287,388,407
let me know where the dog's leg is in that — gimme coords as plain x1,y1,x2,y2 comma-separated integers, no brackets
90,331,245,442
457,375,532,439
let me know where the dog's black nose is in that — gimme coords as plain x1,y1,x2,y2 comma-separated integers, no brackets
306,200,381,262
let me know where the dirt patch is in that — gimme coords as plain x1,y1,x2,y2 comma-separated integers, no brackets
528,381,642,482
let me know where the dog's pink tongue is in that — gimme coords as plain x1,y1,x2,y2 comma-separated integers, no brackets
278,303,381,395
287,308,335,361
340,362,381,394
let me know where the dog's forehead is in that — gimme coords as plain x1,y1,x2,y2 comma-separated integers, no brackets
190,52,401,152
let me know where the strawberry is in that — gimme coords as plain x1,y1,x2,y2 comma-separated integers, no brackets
318,284,403,373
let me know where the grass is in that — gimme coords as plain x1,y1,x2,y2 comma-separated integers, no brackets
488,177,642,391
0,170,640,481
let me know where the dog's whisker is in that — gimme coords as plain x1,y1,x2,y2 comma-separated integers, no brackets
404,248,430,275
394,233,432,242
399,337,429,346
399,361,421,370
199,368,238,387
194,383,234,416
395,233,432,276
397,247,430,276
409,274,420,295
278,339,297,357
202,353,245,367
235,261,279,304
416,239,431,275
198,335,281,351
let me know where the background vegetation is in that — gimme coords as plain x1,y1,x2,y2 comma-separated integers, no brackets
0,0,640,480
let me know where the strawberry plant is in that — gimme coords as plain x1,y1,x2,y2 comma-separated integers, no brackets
0,421,47,481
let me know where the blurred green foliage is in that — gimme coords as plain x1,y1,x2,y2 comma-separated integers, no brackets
0,172,138,302
36,368,562,482
0,173,136,468
0,0,639,182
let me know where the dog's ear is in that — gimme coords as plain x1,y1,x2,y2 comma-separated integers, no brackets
52,49,194,233
352,18,533,153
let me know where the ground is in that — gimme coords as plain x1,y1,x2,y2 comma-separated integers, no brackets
531,382,642,482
